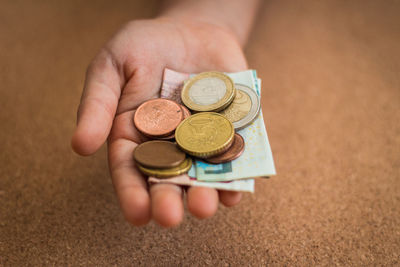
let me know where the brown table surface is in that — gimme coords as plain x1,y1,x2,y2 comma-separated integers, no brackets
1,0,399,265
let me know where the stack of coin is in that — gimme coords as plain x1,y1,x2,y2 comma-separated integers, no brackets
175,71,261,162
133,141,192,178
133,71,260,178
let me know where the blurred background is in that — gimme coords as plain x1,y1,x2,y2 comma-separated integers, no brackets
1,0,399,265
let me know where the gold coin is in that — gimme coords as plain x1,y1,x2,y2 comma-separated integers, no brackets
181,72,235,112
137,157,192,178
220,89,252,123
175,112,235,158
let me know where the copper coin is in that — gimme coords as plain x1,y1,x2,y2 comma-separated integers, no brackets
154,132,176,140
140,130,175,140
180,104,191,119
154,105,190,140
205,133,245,164
134,98,183,137
133,141,186,168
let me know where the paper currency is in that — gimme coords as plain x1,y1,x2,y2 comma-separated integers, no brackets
148,174,255,193
160,69,189,104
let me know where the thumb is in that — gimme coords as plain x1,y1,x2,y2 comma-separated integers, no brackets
71,51,123,156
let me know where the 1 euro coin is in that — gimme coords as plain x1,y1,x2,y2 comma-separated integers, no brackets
181,72,235,112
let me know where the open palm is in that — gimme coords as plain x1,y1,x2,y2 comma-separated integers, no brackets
72,18,248,227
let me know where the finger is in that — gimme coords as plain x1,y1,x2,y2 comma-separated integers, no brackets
150,184,184,227
108,138,151,226
218,191,242,207
187,187,219,219
72,50,123,156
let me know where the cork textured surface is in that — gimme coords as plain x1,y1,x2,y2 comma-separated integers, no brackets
1,0,399,265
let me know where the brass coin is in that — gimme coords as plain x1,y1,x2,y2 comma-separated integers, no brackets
175,112,235,158
205,134,245,164
220,84,260,130
181,72,235,112
133,141,186,168
137,157,192,178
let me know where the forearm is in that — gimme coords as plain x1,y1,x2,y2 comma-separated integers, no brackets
158,0,261,46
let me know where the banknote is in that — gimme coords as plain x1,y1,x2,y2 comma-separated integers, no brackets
148,174,255,193
160,68,189,104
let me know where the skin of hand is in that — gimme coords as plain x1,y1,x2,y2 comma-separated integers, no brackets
71,17,248,227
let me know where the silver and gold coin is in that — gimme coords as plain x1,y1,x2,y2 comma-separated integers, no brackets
220,84,260,130
181,72,235,112
175,112,235,158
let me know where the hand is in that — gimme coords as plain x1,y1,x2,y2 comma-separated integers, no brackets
71,18,248,227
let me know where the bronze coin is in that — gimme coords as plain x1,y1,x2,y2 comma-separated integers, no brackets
154,132,176,140
133,141,186,168
134,98,183,137
139,130,175,140
205,133,245,164
143,105,190,140
180,104,191,119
